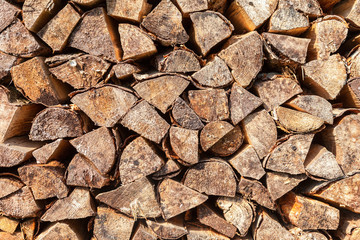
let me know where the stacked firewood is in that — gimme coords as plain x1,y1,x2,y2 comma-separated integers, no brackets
1,0,360,239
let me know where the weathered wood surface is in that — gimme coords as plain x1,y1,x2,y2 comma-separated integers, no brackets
155,48,201,73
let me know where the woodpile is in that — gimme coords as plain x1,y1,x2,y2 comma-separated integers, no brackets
2,0,360,239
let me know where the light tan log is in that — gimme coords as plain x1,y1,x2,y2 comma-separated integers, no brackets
266,172,307,200
186,224,230,240
33,139,72,164
170,126,198,166
0,0,20,33
341,78,360,108
174,0,208,15
146,217,188,239
278,0,322,17
35,222,85,240
172,97,204,130
0,52,21,80
132,223,157,240
0,175,24,199
107,0,151,22
112,62,142,81
0,216,19,234
268,6,309,35
155,48,201,73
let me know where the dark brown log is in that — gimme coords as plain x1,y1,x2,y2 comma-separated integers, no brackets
0,0,20,33
253,75,302,111
217,196,255,237
0,52,21,80
174,0,208,15
229,144,265,180
36,221,84,240
37,4,81,52
21,218,36,240
141,0,189,46
18,161,68,200
0,176,24,199
268,7,309,36
238,177,276,210
278,0,322,17
146,217,188,239
230,83,262,125
209,124,243,156
264,134,314,174
172,97,204,130
132,223,157,240
318,0,340,11
71,85,137,127
96,177,161,218
183,159,237,197
0,215,19,234
335,210,360,240
68,7,122,62
190,11,233,56
155,48,201,73
0,136,43,167
111,62,142,82
29,107,88,141
94,206,135,240
120,136,164,184
158,178,208,220
241,110,277,159
341,78,360,108
333,0,360,29
208,0,227,13
72,0,102,7
118,23,157,60
200,121,233,152
170,126,198,166
197,204,237,238
279,192,340,230
121,101,170,144
32,139,72,164
41,188,95,222
287,225,330,240
107,0,151,22
266,172,307,201
218,31,263,87
152,159,181,180
133,73,189,114
186,224,230,240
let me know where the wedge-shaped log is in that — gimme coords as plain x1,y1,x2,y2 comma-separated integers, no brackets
200,121,233,152
132,223,157,240
152,159,181,180
29,107,87,141
0,0,20,33
174,0,208,15
172,97,204,130
11,57,70,106
69,7,121,62
278,0,322,17
190,11,233,56
288,225,330,240
158,178,208,220
170,126,198,166
120,136,164,184
121,101,170,144
0,176,24,199
0,216,19,234
242,110,277,159
107,0,151,22
41,188,95,222
133,74,189,114
33,139,72,164
217,196,255,237
348,48,360,80
18,161,68,200
335,210,360,240
266,172,307,200
118,24,157,61
0,52,20,80
264,134,314,174
268,7,309,35
333,0,360,29
146,217,188,239
21,218,36,240
279,192,340,230
218,31,263,87
36,222,84,240
187,224,230,240
141,0,189,46
226,0,278,31
71,85,137,127
94,206,134,240
112,62,142,81
96,177,161,218
183,159,237,197
341,78,360,108
155,48,201,73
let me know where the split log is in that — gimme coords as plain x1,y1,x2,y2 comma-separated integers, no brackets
318,0,341,12
218,31,263,87
49,54,111,89
0,232,23,240
119,136,164,184
121,101,170,144
335,210,360,240
266,172,307,200
197,204,237,238
333,0,360,29
348,48,360,80
171,97,204,130
0,136,43,167
275,107,324,133
304,144,344,180
152,159,181,180
132,223,157,240
133,73,189,113
32,139,72,164
238,177,276,210
304,173,360,213
0,52,21,80
208,124,243,156
186,224,230,240
174,0,208,15
192,56,233,88
146,217,188,239
141,0,189,46
45,52,84,67
35,222,84,240
0,19,50,57
286,95,333,124
0,216,19,233
70,85,137,127
107,0,151,22
229,144,265,180
158,178,208,220
190,11,233,56
278,0,323,17
305,16,348,61
0,186,42,219
66,153,110,188
155,48,201,73
11,57,70,106
41,188,96,222
230,83,262,125
72,0,103,7
253,75,302,111
183,159,237,197
287,225,330,240
21,218,36,240
199,121,233,152
208,0,227,13
264,134,314,174
169,126,198,166
341,78,360,108
111,62,142,81
96,177,161,218
93,206,135,240
217,196,255,237
268,7,309,36
188,89,229,122
29,107,88,141
241,110,277,159
18,161,68,200
68,7,121,62
0,0,20,33
226,0,278,31
279,192,340,230
118,24,157,60
37,4,81,52
0,175,24,199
